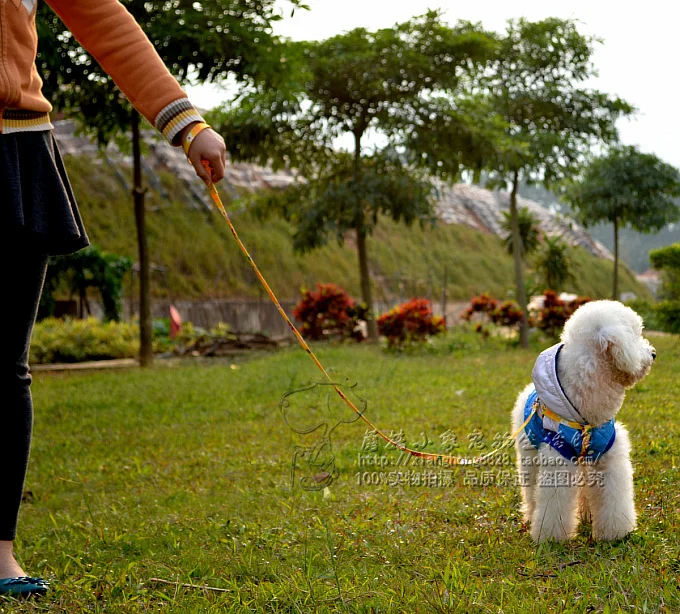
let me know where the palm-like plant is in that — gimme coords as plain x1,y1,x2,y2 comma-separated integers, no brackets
535,235,577,292
501,207,541,262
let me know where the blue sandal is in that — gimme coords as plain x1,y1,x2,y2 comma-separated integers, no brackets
0,576,50,597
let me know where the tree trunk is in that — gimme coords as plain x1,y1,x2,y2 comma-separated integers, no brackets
132,112,153,367
510,170,529,348
357,229,377,340
353,130,378,341
441,266,448,322
612,216,619,301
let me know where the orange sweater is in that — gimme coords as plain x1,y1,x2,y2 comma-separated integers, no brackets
0,0,203,143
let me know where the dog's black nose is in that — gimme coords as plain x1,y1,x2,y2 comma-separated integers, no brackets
652,351,657,361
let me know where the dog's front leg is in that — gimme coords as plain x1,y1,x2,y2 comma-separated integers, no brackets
586,424,637,542
577,485,591,524
531,445,580,543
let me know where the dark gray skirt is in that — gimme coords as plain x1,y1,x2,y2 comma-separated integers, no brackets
1,131,90,255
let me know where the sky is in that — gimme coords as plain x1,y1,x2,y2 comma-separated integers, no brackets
186,0,680,169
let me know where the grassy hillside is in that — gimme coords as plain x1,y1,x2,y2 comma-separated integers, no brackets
64,154,650,303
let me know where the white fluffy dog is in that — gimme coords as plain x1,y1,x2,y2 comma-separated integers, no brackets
511,300,656,542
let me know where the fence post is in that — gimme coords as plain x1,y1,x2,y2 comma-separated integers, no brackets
441,267,448,320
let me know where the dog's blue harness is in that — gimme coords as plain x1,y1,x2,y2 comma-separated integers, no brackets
523,343,616,464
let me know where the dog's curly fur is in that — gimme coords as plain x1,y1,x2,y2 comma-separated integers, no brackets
511,300,656,542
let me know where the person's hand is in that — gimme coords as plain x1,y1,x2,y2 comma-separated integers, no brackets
180,123,227,185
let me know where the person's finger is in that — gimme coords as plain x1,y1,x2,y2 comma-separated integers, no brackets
190,148,211,185
209,130,227,183
208,151,226,183
187,129,226,184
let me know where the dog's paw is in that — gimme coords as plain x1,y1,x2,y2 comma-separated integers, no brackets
592,521,636,542
578,502,591,525
530,523,575,543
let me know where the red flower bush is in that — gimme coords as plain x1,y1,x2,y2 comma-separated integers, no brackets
293,283,364,341
535,290,592,338
462,292,499,321
490,300,524,327
377,298,446,348
463,293,524,333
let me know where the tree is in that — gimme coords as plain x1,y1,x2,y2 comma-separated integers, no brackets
535,235,576,292
500,207,541,261
211,12,500,340
565,147,680,299
478,18,633,346
37,0,305,364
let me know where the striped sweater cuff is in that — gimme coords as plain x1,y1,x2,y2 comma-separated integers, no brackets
154,98,205,145
1,109,54,133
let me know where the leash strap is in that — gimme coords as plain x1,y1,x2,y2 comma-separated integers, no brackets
538,402,593,462
540,405,590,431
201,161,533,466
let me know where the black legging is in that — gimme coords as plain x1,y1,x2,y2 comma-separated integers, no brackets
0,237,47,541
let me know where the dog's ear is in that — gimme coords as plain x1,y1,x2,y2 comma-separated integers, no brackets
595,322,640,374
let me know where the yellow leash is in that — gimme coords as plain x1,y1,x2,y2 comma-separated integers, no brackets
202,164,533,466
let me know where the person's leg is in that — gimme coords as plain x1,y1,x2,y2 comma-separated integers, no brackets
0,237,48,578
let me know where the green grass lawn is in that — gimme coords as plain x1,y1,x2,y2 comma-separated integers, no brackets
5,333,679,613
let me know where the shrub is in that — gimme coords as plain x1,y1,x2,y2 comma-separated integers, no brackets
490,300,524,327
377,298,446,348
463,293,523,334
535,290,592,338
624,298,680,334
654,301,680,334
293,283,364,341
30,317,139,364
39,245,132,322
534,235,577,293
461,293,499,321
650,243,680,301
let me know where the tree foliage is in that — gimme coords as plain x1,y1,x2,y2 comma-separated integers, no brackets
566,147,680,233
482,18,633,185
565,146,680,298
213,11,500,175
252,151,436,252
